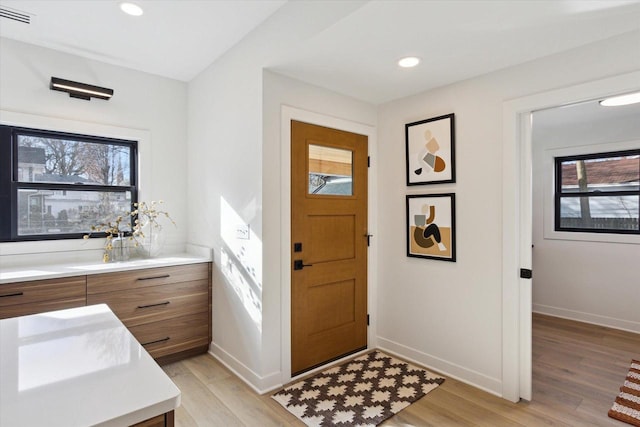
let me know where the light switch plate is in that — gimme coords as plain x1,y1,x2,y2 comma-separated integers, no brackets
236,224,250,239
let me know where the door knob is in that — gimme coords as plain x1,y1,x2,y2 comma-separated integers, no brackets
294,260,313,270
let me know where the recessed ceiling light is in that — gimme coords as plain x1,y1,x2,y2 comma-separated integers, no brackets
398,57,420,68
120,2,143,16
600,91,640,107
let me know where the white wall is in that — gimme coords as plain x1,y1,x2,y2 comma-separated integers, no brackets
187,41,266,386
186,1,373,392
187,60,375,392
376,30,640,395
532,105,640,332
0,37,189,262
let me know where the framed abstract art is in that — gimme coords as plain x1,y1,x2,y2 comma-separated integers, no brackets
406,193,456,262
405,113,455,185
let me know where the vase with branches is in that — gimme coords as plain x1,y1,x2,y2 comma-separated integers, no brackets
83,215,132,263
131,200,176,258
84,200,175,262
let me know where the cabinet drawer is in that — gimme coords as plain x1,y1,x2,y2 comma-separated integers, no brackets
129,312,209,359
87,279,208,327
0,298,86,320
0,277,86,319
87,263,209,294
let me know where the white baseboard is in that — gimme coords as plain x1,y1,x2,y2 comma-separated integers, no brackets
209,343,282,395
533,304,640,334
377,337,502,397
210,339,505,398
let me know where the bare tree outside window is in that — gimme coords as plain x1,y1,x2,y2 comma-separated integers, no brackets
85,143,130,186
575,160,592,227
17,135,131,186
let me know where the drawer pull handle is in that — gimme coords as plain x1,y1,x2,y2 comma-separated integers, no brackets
137,274,170,281
137,301,170,309
0,292,24,298
142,337,170,346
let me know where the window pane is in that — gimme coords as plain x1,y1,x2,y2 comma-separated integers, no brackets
17,135,131,186
17,189,132,236
559,155,639,193
308,144,353,196
559,195,639,231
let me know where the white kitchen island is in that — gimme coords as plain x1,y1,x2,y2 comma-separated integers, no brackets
0,304,180,427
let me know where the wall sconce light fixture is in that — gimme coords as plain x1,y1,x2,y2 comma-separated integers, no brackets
50,77,114,101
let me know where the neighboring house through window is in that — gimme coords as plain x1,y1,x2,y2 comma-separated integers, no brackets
0,125,138,242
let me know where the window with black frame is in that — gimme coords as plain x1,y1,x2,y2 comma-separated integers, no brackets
554,149,639,234
0,125,138,242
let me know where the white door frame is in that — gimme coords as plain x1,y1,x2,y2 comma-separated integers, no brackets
501,70,640,402
280,105,377,383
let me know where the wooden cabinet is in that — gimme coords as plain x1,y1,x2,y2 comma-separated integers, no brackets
0,261,212,365
0,276,86,319
128,312,209,360
87,263,211,364
132,410,174,427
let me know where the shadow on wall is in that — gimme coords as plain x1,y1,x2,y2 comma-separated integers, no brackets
219,196,263,332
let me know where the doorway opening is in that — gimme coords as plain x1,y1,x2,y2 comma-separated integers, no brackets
501,70,640,403
528,96,640,407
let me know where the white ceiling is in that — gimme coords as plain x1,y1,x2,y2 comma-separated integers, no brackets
271,0,640,104
1,0,639,104
0,0,287,81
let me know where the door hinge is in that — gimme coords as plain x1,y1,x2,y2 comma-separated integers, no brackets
520,268,532,279
367,156,370,167
367,314,370,326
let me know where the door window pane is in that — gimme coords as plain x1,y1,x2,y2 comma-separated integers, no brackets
308,144,353,196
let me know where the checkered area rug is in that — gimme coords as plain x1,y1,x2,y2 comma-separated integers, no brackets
272,351,445,426
608,359,640,427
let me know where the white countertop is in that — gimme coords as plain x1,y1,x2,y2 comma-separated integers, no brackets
0,253,211,284
0,304,181,427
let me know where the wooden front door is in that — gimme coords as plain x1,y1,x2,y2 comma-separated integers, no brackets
291,120,368,375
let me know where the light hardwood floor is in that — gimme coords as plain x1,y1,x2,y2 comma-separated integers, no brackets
162,313,640,426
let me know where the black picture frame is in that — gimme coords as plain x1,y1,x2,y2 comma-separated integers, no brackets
405,113,455,185
406,193,456,262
